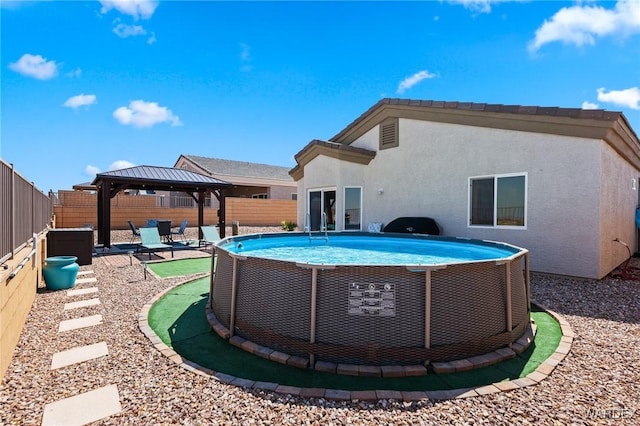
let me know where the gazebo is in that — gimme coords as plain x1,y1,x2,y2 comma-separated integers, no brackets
91,166,232,248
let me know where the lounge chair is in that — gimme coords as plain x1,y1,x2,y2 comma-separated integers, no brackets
139,227,174,259
200,225,221,246
171,219,188,243
128,221,141,244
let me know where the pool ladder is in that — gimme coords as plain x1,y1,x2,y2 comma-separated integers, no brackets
305,212,329,243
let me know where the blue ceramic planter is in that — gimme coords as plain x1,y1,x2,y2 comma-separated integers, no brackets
43,256,79,290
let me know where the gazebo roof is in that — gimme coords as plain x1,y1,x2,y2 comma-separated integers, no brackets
91,165,232,192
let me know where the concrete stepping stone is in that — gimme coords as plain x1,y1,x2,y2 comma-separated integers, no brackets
75,277,98,285
76,270,94,276
42,384,121,426
51,342,109,370
67,287,98,297
64,298,101,311
58,315,103,332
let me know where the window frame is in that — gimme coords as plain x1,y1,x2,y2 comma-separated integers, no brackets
343,186,363,231
468,172,528,230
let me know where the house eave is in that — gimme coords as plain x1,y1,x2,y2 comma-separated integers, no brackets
332,101,622,143
289,140,376,181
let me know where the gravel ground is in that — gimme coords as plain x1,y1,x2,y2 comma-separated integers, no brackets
1,227,639,425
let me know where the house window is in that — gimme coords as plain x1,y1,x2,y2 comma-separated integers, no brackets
252,193,268,199
379,117,399,150
291,193,297,201
344,187,362,230
469,173,527,228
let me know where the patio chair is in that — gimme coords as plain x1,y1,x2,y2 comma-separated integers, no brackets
200,225,221,247
139,227,174,260
128,221,141,244
171,219,188,243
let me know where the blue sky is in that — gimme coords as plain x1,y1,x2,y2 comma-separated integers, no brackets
1,0,639,193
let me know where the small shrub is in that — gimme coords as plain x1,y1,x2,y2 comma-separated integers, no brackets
281,220,297,231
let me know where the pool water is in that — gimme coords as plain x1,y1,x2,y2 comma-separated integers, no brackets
220,235,519,266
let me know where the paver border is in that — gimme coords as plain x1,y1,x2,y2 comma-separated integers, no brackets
139,279,574,402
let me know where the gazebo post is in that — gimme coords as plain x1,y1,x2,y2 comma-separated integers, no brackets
101,181,112,248
97,184,104,245
197,191,205,240
218,189,226,238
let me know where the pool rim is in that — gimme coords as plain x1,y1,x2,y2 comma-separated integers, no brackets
214,231,529,267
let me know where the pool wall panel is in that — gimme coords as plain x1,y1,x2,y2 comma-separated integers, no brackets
315,266,425,364
234,258,311,356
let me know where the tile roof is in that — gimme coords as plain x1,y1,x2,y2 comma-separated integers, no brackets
182,155,293,181
331,97,627,143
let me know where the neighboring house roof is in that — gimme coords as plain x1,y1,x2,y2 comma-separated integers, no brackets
91,165,231,189
176,155,294,183
72,181,96,191
290,98,640,180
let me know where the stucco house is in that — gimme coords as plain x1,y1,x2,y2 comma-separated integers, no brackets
289,98,640,279
175,154,296,202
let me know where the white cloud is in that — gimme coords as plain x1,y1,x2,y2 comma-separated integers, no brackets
85,165,101,176
66,67,82,78
99,0,158,20
447,0,494,14
147,32,156,44
113,100,182,128
581,101,600,110
9,53,58,80
85,160,135,177
529,0,640,52
63,94,97,109
0,0,33,10
239,43,253,72
109,160,136,170
397,70,437,94
113,22,146,38
597,87,640,110
240,43,251,61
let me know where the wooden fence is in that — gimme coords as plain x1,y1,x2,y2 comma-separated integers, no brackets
52,190,297,229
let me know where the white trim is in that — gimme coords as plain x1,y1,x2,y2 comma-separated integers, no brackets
468,172,528,230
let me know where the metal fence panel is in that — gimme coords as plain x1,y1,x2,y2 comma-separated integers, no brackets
0,160,52,263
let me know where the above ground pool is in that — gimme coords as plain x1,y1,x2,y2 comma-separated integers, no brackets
209,232,531,369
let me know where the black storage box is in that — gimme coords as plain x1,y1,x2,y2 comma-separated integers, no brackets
382,217,441,235
47,228,94,266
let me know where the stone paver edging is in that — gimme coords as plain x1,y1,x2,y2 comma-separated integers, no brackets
139,280,574,402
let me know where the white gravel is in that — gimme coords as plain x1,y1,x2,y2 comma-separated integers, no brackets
1,227,639,425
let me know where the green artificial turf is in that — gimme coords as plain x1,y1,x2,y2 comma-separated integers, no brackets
148,277,563,391
147,257,212,278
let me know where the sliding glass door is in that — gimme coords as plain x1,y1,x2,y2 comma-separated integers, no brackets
307,189,336,231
